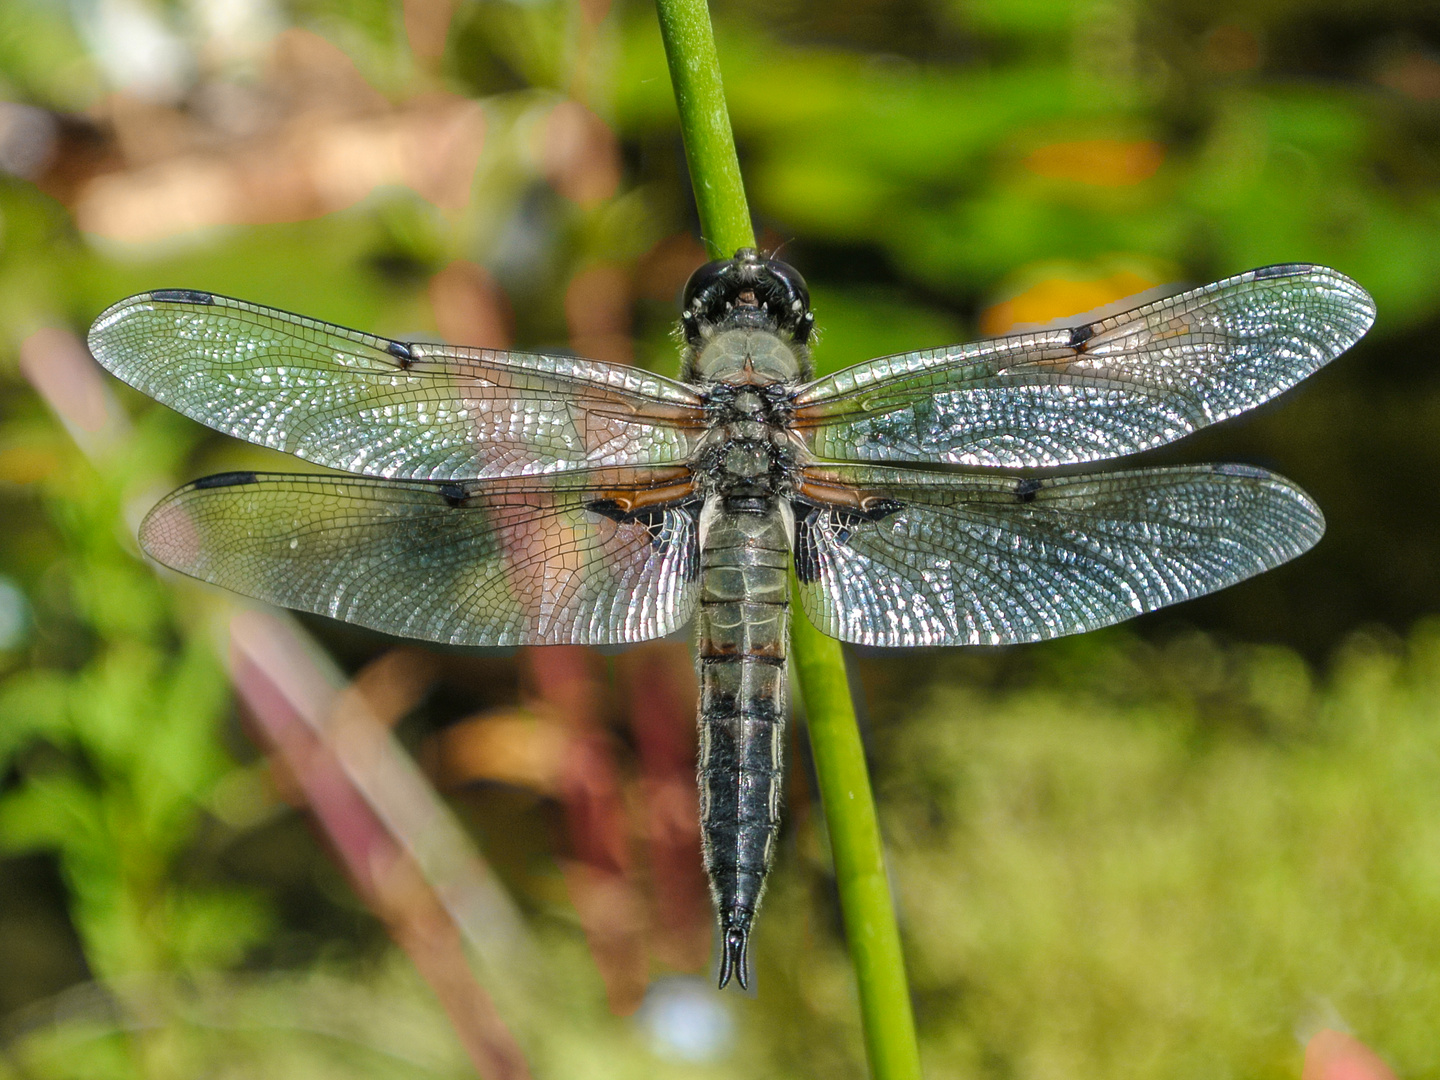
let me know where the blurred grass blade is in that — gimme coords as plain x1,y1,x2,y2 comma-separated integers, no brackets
229,611,531,967
229,609,535,1076
20,327,128,458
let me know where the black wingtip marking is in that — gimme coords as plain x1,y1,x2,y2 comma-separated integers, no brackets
192,471,258,489
1015,477,1043,502
151,289,215,305
387,340,415,368
1250,263,1313,281
1067,323,1095,349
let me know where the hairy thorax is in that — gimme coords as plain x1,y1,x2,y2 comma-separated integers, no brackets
687,328,809,508
688,327,807,385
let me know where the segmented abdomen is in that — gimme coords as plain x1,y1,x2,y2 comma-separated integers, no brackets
695,495,791,989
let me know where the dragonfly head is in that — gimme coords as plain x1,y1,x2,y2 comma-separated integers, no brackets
681,248,814,349
681,249,814,384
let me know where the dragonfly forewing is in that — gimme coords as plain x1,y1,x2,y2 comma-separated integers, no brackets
792,264,1374,468
88,291,708,479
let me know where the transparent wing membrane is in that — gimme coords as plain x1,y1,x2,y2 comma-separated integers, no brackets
793,265,1374,468
91,263,1368,652
89,291,707,480
140,468,699,646
794,463,1324,647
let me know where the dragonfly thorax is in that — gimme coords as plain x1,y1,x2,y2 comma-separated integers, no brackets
693,380,802,506
687,327,809,385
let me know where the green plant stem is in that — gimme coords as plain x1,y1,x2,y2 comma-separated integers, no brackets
652,0,754,257
790,603,923,1080
652,3,921,1075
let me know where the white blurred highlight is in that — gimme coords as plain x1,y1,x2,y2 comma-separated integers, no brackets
80,0,193,101
636,976,734,1063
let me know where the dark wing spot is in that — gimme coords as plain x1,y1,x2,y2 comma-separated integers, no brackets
633,511,675,543
151,289,215,305
1251,263,1312,281
387,340,415,368
1015,477,1043,502
794,499,904,583
192,471,258,489
585,498,629,523
438,483,470,507
586,498,689,548
861,499,904,522
794,507,826,584
1067,323,1095,350
675,506,702,579
1210,463,1269,479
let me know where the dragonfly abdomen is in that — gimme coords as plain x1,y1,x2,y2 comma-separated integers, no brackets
695,496,791,989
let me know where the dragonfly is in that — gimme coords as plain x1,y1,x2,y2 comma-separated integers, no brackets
88,250,1373,989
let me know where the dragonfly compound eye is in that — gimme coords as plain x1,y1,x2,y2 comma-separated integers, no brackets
680,248,814,346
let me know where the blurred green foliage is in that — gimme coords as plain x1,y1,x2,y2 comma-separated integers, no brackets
761,626,1440,1078
0,0,1439,1075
